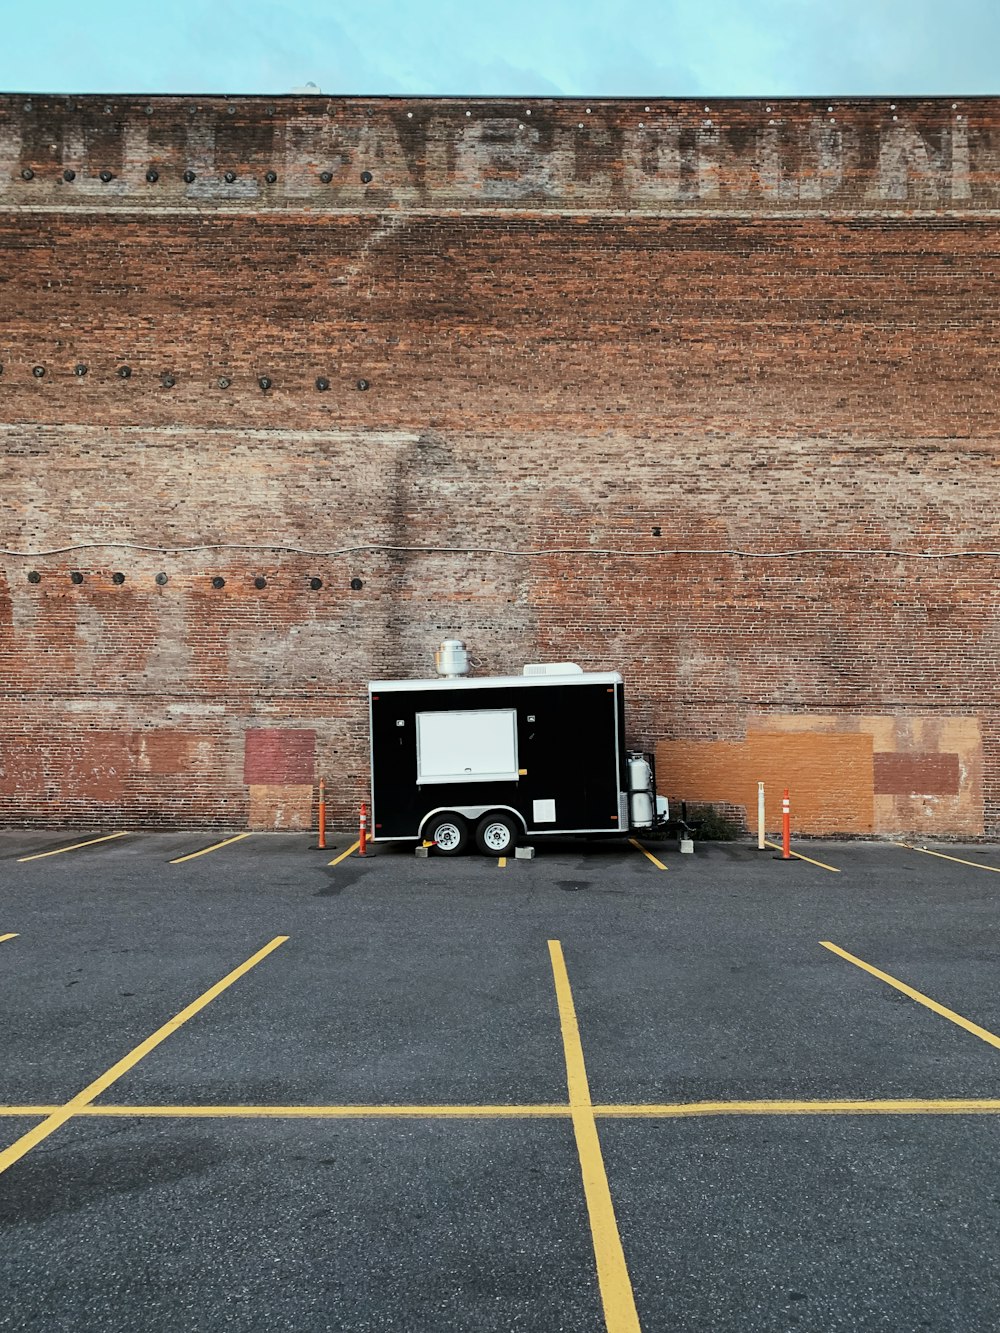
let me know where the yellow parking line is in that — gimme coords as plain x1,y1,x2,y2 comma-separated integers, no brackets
498,857,507,868
17,832,129,863
549,940,640,1333
898,843,1000,874
629,837,667,871
0,934,17,944
594,1099,1000,1117
169,833,252,865
0,1103,571,1119
328,840,361,866
763,839,841,873
0,935,288,1179
7,1097,1000,1120
822,940,1000,1052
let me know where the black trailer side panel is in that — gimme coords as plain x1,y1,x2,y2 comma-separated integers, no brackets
370,680,624,839
519,682,624,831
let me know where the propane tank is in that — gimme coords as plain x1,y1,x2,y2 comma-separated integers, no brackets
627,753,653,829
630,791,654,829
628,755,652,793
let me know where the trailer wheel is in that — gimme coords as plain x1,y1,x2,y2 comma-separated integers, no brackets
475,813,518,856
426,813,469,855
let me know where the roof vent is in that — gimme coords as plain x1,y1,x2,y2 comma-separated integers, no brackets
434,639,470,678
522,663,584,677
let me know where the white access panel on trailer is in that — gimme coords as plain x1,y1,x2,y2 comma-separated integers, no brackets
415,709,519,785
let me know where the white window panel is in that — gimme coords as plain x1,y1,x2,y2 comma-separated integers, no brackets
416,709,518,785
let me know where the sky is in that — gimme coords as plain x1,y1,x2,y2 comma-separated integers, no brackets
0,0,996,98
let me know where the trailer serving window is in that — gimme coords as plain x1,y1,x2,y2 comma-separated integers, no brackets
415,708,519,785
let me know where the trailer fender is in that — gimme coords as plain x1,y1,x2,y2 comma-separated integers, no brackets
418,805,527,838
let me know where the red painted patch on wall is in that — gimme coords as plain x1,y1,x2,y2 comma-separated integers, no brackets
873,752,961,796
243,729,316,785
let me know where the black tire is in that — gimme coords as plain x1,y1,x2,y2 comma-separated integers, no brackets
425,813,469,856
474,812,518,856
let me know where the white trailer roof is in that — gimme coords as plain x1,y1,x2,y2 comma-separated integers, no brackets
369,671,623,693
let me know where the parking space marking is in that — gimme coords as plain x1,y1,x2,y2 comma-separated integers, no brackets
822,941,1000,1052
16,832,129,863
0,1103,571,1119
762,840,841,872
629,838,667,871
548,939,641,1333
328,840,361,867
898,843,1000,874
0,935,288,1179
9,1097,1000,1120
595,1099,1000,1117
0,933,17,944
169,833,253,864
498,857,507,868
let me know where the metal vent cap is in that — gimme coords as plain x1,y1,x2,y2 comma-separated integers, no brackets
434,639,470,678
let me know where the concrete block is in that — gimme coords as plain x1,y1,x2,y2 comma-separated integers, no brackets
515,845,535,859
679,838,695,854
414,845,430,858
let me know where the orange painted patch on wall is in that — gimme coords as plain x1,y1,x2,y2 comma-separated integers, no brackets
745,714,984,839
247,784,313,830
656,732,875,836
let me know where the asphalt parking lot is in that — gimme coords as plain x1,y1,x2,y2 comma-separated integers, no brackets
3,830,1000,1331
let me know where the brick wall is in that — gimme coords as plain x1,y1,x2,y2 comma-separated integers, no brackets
1,95,998,835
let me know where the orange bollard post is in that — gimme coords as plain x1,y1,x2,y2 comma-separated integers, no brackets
782,788,791,860
317,779,327,851
358,800,368,857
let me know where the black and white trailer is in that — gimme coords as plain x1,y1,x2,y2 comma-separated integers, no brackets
368,650,667,855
